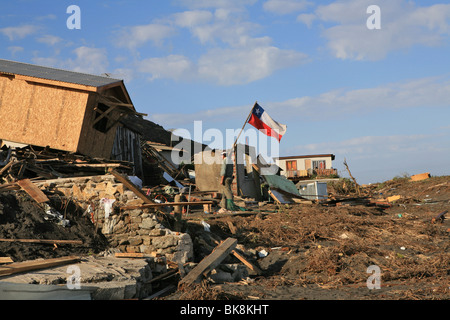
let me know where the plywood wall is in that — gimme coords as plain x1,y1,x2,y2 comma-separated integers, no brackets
0,76,88,152
76,93,122,159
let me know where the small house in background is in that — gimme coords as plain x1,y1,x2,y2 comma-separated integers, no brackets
0,59,144,177
275,154,337,182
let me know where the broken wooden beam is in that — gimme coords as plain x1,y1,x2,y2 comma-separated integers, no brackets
16,179,49,203
178,237,237,287
109,169,153,204
0,239,83,245
230,250,262,275
120,201,214,211
114,252,157,259
212,239,262,275
0,256,80,277
0,257,13,264
227,219,237,234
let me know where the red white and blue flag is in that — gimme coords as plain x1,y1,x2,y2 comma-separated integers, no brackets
248,103,287,142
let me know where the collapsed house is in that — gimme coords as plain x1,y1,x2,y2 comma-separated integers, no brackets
194,143,303,204
0,59,144,177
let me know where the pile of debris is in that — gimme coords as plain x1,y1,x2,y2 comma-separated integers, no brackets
1,137,449,301
0,145,133,184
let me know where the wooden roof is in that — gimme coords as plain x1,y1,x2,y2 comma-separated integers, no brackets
0,58,135,109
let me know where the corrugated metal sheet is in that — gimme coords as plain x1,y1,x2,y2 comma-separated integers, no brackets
0,59,120,87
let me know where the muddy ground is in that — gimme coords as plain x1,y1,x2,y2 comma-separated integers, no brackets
168,175,450,300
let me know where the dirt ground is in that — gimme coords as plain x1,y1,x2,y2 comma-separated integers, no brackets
168,175,450,300
0,191,108,262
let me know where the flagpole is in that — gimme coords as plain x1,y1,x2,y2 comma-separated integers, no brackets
232,101,257,150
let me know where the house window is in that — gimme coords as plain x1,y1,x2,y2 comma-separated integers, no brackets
93,103,110,133
286,160,297,171
312,160,326,170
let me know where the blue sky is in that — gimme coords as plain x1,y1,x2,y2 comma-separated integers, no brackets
1,0,450,184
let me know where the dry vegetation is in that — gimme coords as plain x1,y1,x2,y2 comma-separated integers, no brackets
172,175,450,300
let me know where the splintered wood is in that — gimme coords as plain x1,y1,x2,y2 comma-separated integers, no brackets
16,179,49,203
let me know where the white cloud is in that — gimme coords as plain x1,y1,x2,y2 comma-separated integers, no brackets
138,55,195,81
263,0,311,15
136,44,306,85
289,134,430,159
148,75,450,127
282,76,450,116
197,45,307,85
33,47,110,76
67,47,109,75
303,0,450,61
296,13,316,28
176,0,257,10
7,46,23,57
37,35,63,46
116,24,175,49
171,10,213,28
129,3,307,85
0,24,37,41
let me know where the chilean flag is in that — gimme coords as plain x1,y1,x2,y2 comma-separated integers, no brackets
248,103,287,142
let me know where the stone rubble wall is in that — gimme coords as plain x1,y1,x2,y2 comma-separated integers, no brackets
39,175,194,264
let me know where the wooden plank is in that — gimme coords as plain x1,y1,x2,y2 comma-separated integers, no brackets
178,238,237,286
109,169,153,204
211,239,261,275
120,201,214,211
231,250,262,275
227,219,237,234
0,160,15,176
16,179,49,203
0,257,13,264
387,195,402,202
269,189,293,204
0,239,83,245
411,172,430,181
0,256,80,277
114,252,157,258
